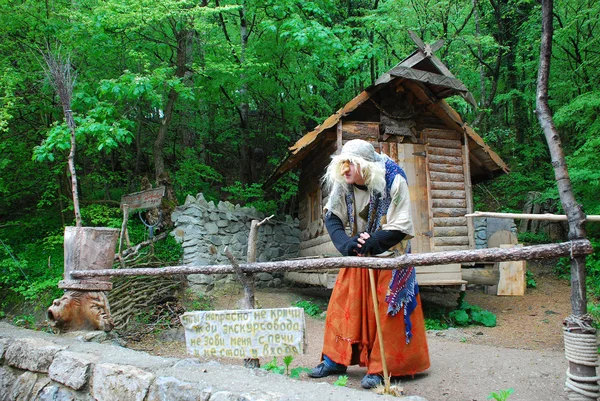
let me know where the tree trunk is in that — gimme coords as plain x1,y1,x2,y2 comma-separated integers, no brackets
536,1,597,398
536,0,588,315
65,111,82,227
153,28,188,182
238,2,252,184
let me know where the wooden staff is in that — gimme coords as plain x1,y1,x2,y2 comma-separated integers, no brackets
368,268,391,392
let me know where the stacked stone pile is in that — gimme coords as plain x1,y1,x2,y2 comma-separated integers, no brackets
171,194,301,293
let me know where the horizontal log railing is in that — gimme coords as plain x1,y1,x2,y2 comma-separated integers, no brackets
466,211,600,222
69,239,593,279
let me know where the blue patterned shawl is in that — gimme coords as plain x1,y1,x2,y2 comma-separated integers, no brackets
345,157,419,343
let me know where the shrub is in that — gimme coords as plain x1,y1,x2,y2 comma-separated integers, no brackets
449,292,497,327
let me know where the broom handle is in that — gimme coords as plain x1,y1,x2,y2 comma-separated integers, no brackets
368,268,391,390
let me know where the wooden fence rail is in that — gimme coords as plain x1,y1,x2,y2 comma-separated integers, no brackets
69,239,593,279
466,211,600,222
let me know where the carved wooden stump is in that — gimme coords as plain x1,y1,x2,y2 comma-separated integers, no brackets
48,227,119,333
48,290,114,332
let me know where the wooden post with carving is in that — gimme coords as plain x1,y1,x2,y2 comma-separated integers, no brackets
47,227,119,333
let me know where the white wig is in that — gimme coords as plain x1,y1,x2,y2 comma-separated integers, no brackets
322,139,388,199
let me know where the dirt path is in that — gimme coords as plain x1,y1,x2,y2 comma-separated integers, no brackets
127,261,574,400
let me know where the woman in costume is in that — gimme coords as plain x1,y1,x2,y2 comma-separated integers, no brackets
307,139,430,389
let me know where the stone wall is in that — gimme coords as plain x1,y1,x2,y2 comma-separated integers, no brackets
0,322,424,401
171,194,301,293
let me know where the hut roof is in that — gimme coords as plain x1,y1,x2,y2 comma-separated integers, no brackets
266,35,509,186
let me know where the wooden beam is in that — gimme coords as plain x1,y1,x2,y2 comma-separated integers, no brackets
462,266,499,285
70,239,593,279
408,30,426,50
463,132,475,249
466,211,600,222
403,81,463,132
386,67,468,93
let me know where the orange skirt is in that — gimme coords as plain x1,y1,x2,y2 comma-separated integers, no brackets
321,267,430,376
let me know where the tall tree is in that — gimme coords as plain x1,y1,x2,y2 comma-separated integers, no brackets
536,1,598,398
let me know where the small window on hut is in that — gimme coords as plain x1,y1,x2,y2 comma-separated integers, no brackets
309,189,322,223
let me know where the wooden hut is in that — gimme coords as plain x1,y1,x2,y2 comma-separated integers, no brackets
267,37,509,288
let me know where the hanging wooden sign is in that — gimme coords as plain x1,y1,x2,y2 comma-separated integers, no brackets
120,187,165,211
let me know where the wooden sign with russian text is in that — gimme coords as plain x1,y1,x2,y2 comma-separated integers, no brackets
180,308,306,359
120,187,165,211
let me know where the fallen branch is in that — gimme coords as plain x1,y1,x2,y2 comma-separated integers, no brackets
114,232,168,261
72,239,593,279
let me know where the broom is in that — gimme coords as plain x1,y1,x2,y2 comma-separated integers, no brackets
368,268,404,396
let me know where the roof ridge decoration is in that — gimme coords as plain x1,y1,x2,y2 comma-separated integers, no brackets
390,30,477,108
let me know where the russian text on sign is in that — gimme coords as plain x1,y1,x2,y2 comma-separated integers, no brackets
180,307,306,359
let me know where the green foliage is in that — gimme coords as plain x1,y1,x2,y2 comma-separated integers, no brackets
449,292,497,327
183,291,214,312
449,309,470,326
263,357,286,374
587,303,600,330
554,257,571,280
32,106,134,163
425,318,449,331
294,299,325,318
487,388,514,401
3,0,600,330
556,240,600,298
333,375,348,386
526,270,537,289
272,172,299,209
80,204,123,228
222,182,277,215
174,149,223,203
583,240,600,298
283,355,294,375
517,232,551,245
289,366,311,379
0,222,64,305
422,300,452,330
0,238,63,311
262,356,309,378
12,314,36,329
552,91,600,216
152,235,183,264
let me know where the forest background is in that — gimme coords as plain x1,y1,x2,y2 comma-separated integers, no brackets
1,0,599,325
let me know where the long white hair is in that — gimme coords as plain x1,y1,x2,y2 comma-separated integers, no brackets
322,140,388,199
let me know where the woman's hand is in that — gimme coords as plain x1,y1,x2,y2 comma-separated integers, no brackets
356,232,371,256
